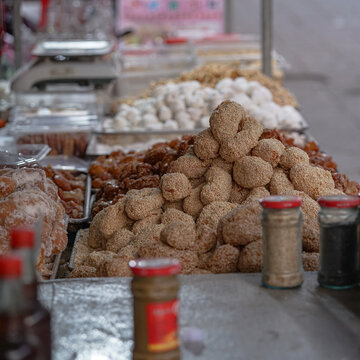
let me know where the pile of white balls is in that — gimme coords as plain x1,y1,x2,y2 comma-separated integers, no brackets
104,77,305,132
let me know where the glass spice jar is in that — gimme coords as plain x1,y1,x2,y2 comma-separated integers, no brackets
317,195,360,289
129,258,181,360
260,196,303,289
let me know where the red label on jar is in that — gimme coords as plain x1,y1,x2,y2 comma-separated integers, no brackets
146,299,179,352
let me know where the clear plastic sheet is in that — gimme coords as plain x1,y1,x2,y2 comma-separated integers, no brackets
38,273,360,360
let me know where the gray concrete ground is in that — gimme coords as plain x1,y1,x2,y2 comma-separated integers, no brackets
229,0,360,182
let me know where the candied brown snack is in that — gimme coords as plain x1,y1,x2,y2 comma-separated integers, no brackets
106,228,134,253
168,152,209,179
0,176,16,198
209,101,246,142
68,266,97,278
99,198,132,239
200,167,232,205
197,201,237,231
229,183,249,204
302,252,319,271
83,250,116,270
160,222,196,250
238,240,262,273
183,184,204,218
162,200,183,211
125,188,164,220
194,129,219,160
252,139,285,167
193,225,217,254
134,224,165,250
302,220,320,253
160,173,191,202
269,168,294,195
233,156,273,189
220,202,262,246
88,208,109,249
210,157,233,174
161,208,194,226
290,164,335,200
280,147,309,170
132,209,162,234
243,187,270,205
208,245,239,274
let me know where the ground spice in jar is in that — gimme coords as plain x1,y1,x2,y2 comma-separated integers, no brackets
318,196,360,289
260,196,303,289
129,258,181,360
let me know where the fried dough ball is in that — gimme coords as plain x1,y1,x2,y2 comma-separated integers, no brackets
243,187,270,205
88,208,109,249
125,188,164,220
169,152,209,179
0,176,16,198
132,209,162,234
290,164,335,200
211,157,233,174
84,250,116,270
134,224,164,249
105,246,137,277
251,139,285,167
240,116,264,138
106,228,134,253
160,222,196,250
160,173,191,202
317,188,345,197
189,177,205,188
219,130,259,163
197,201,237,231
269,168,294,195
208,245,239,274
183,184,204,218
162,200,183,211
294,191,320,220
280,147,309,170
220,202,262,246
100,198,132,239
194,129,219,160
193,225,217,254
302,220,320,252
302,252,319,271
161,208,194,226
201,167,232,205
73,245,90,268
192,268,212,275
197,252,212,270
238,240,262,273
68,266,97,278
229,183,250,204
209,101,246,142
233,156,273,188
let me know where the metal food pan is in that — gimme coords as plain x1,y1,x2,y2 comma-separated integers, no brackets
50,253,62,280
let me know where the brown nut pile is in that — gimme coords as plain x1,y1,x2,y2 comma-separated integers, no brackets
71,100,360,278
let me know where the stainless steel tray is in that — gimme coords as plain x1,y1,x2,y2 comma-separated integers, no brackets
50,253,62,280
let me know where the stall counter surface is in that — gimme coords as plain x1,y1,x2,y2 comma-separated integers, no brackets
39,272,360,360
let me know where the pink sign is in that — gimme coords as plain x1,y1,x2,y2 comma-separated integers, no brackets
118,0,224,39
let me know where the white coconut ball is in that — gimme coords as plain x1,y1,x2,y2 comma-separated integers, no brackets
232,77,249,93
158,105,172,122
251,87,273,105
163,120,179,130
231,93,253,108
199,116,210,128
113,115,128,131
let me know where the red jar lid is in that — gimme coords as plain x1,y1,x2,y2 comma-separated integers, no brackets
10,228,35,249
0,255,22,278
318,195,360,208
129,258,181,277
260,196,302,209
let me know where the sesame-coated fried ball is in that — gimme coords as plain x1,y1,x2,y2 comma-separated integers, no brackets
88,207,109,249
211,157,233,174
280,147,309,170
220,202,262,246
192,268,212,274
302,252,319,271
302,220,320,252
84,250,116,270
125,188,164,220
162,200,183,211
233,156,273,188
106,256,133,277
252,139,285,167
290,163,335,200
219,130,259,163
198,252,212,270
160,173,191,202
240,116,263,138
269,168,294,195
189,177,205,188
134,224,164,249
193,224,217,254
208,244,240,274
106,228,134,253
197,201,237,231
209,101,246,142
68,266,97,278
160,222,196,250
161,208,194,226
243,187,270,205
183,184,204,218
132,209,162,234
194,129,219,160
237,240,262,273
201,167,232,205
229,183,249,204
169,152,210,179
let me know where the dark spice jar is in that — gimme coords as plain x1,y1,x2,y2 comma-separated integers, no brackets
318,195,360,289
130,258,181,360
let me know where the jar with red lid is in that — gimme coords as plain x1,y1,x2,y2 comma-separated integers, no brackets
129,258,181,360
318,195,360,289
260,196,303,289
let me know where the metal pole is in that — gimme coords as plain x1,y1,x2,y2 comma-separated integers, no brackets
225,0,232,33
261,0,272,77
14,0,22,69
